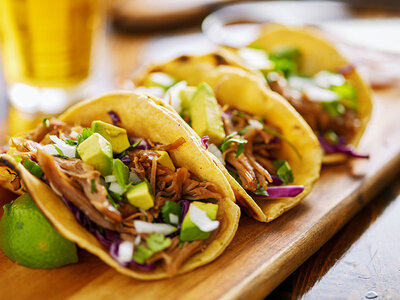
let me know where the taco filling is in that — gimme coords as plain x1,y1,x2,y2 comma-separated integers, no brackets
236,47,368,158
5,116,223,277
140,78,304,199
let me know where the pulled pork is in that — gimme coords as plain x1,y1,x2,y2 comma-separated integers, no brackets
268,72,359,140
222,107,279,193
2,120,222,277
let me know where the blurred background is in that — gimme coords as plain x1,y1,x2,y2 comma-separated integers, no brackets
0,0,399,138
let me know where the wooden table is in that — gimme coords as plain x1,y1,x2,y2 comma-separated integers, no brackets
1,21,400,300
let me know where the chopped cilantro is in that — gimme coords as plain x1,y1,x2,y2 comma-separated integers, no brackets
161,201,182,224
131,139,143,149
322,101,345,117
64,138,78,146
77,128,93,145
219,132,248,158
255,184,269,196
42,118,50,128
272,160,294,184
91,179,97,193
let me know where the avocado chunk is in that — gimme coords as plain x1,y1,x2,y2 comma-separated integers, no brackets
155,151,175,171
113,159,129,186
77,133,113,176
180,201,218,242
91,121,130,154
144,72,176,90
179,86,197,113
126,181,154,210
189,82,226,145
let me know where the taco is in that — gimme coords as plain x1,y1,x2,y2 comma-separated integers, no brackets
0,91,240,279
133,55,322,222
225,24,373,163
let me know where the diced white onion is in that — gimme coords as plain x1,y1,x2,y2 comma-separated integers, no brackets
314,71,345,88
129,171,142,184
134,220,176,235
248,119,263,130
134,235,141,246
105,175,117,183
69,131,79,139
109,182,125,194
134,86,165,98
238,48,272,70
164,81,187,113
208,143,225,165
149,72,175,88
189,204,219,232
41,144,59,156
288,76,315,90
304,86,338,102
117,241,134,264
49,135,76,158
169,213,179,225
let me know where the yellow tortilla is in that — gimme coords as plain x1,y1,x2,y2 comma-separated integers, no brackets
135,57,322,222
248,24,373,163
0,91,240,279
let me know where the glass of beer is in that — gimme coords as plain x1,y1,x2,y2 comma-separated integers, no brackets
0,0,102,114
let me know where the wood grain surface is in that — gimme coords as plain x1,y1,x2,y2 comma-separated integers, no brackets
269,174,400,299
0,87,399,299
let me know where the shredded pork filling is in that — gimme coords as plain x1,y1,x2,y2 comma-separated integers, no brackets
222,107,281,193
4,119,222,276
268,73,359,141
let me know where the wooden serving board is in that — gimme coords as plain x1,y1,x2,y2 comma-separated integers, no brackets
0,86,399,299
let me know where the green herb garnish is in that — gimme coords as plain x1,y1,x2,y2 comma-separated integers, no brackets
42,118,50,128
77,128,93,145
64,138,78,146
322,101,345,117
91,179,97,193
131,139,143,149
22,158,43,178
272,160,294,184
161,201,182,224
220,132,248,158
255,184,269,196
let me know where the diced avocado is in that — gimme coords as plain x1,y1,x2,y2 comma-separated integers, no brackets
179,86,197,113
189,82,226,145
132,244,153,264
91,121,130,154
180,201,218,242
126,181,154,210
155,151,175,171
113,159,129,186
77,133,113,176
144,72,176,90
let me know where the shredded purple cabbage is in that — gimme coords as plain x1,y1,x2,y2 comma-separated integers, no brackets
249,185,304,199
271,175,283,186
62,196,155,270
337,64,356,76
318,136,369,159
62,197,119,248
201,136,209,150
130,137,151,150
108,110,121,125
121,155,131,165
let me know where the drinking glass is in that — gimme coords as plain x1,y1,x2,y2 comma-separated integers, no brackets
0,0,102,114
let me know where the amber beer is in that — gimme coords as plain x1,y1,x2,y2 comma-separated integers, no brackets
0,0,100,114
